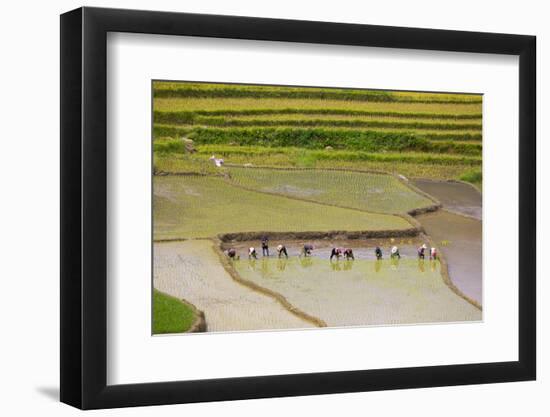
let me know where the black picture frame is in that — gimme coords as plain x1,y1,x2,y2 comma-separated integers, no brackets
60,6,536,410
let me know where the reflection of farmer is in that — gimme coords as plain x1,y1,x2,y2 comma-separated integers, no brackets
375,246,383,260
330,247,342,260
261,237,269,256
430,247,438,260
343,248,354,260
300,244,313,257
390,246,401,259
276,244,288,258
248,247,257,259
417,244,427,259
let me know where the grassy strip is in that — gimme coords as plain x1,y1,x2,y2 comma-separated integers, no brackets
154,127,481,155
196,145,481,165
153,149,479,180
154,112,481,131
153,82,481,104
153,124,482,143
153,289,197,334
154,97,482,114
155,109,482,120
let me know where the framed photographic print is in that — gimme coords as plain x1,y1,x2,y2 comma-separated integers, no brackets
60,6,536,409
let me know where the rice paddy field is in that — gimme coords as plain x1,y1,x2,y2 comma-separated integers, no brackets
154,240,312,331
227,166,434,214
153,175,412,240
232,254,481,327
152,81,483,334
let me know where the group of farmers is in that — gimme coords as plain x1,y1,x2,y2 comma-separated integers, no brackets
226,237,438,261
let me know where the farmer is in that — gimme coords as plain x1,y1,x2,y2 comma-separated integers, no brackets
390,246,401,259
343,248,355,260
375,246,383,260
330,247,342,261
301,244,314,257
417,244,427,260
276,244,288,258
430,247,438,260
261,236,269,256
248,247,257,259
227,248,237,259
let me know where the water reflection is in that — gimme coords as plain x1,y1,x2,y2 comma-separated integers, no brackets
343,260,353,271
374,259,382,273
390,257,400,270
418,259,425,272
330,261,341,271
277,258,288,271
299,257,313,268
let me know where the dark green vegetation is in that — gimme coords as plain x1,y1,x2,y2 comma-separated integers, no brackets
152,81,482,183
153,289,197,334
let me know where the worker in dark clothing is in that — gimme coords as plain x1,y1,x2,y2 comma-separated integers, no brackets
261,237,269,256
375,246,383,260
330,247,342,261
343,248,354,260
418,244,427,260
301,244,313,257
227,248,237,259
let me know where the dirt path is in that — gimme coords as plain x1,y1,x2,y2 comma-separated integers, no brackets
154,240,314,332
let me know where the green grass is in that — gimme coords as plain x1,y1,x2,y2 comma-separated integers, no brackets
153,146,478,180
154,108,482,120
153,289,197,334
154,112,482,130
153,81,481,103
459,168,482,190
154,126,482,154
153,176,412,240
227,167,433,214
154,124,482,143
196,145,481,165
154,97,482,114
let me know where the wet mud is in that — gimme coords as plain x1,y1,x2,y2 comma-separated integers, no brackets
413,179,482,220
416,210,482,304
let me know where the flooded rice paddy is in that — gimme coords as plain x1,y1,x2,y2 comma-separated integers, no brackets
416,210,482,304
412,179,482,304
413,179,481,220
154,240,313,332
232,246,481,327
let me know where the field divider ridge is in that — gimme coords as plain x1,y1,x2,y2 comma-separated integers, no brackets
211,239,327,328
422,234,482,311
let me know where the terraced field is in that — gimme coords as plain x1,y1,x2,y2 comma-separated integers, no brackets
233,256,481,327
154,240,313,332
227,167,434,214
152,81,483,333
154,175,412,240
152,81,482,181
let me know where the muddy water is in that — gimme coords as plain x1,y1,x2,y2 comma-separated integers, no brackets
154,240,313,332
413,179,482,220
416,210,482,304
233,256,481,327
